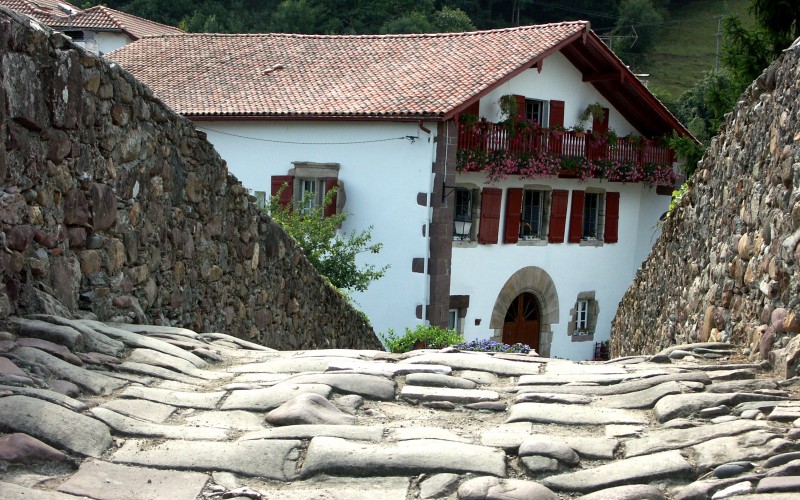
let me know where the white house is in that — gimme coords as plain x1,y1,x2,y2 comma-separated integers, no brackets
0,0,183,54
110,22,694,360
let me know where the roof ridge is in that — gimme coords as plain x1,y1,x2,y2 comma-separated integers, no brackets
138,21,589,41
83,5,184,34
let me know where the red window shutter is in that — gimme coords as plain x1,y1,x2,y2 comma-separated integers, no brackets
592,107,610,134
549,100,565,128
324,177,338,218
568,190,585,243
271,175,294,209
604,192,620,243
514,95,527,121
548,189,568,243
504,188,523,244
478,188,502,244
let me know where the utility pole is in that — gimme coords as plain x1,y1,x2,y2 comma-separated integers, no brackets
714,15,725,71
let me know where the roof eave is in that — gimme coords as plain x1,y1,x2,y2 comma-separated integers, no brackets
186,113,446,122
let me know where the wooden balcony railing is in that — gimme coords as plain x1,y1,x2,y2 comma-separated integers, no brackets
456,120,677,184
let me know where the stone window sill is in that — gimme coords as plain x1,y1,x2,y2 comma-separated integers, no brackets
571,332,595,342
453,240,478,248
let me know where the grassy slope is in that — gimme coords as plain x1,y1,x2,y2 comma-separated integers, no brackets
644,0,754,101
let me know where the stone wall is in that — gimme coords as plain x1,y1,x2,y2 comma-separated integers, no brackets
0,8,381,350
611,38,800,375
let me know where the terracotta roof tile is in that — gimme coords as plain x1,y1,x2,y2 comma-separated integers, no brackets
108,22,588,119
0,0,182,39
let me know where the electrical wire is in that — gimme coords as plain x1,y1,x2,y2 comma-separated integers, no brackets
197,126,411,145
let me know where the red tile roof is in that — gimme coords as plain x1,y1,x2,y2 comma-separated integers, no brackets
108,22,589,119
0,0,182,39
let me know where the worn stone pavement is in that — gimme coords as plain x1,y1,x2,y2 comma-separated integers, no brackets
2,316,800,499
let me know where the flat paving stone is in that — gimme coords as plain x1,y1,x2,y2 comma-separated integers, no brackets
768,404,800,421
516,371,711,397
420,473,460,499
117,361,208,385
594,381,685,409
227,356,357,373
0,384,88,411
12,347,127,395
399,353,542,375
119,386,225,409
507,402,647,425
327,359,452,375
111,438,302,480
99,399,176,423
220,383,332,411
480,423,619,458
405,372,478,389
654,393,777,422
460,370,498,385
260,476,410,500
756,476,800,493
240,425,384,442
300,436,506,478
57,459,208,500
514,392,593,405
126,348,231,380
519,437,580,465
276,372,396,399
79,320,207,368
691,431,794,471
576,484,667,499
518,373,631,385
543,360,627,375
542,450,692,493
28,315,126,357
89,407,231,440
624,419,768,458
182,410,264,431
0,433,66,463
0,482,82,499
0,395,112,457
457,476,558,500
385,426,472,443
401,385,500,404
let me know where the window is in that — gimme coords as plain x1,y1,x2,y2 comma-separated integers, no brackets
298,178,323,214
576,300,589,331
448,309,461,333
270,162,342,218
520,190,544,240
453,188,473,241
569,292,598,340
567,190,619,244
525,99,547,126
583,192,600,240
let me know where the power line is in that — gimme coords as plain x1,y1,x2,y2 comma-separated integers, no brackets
197,126,411,145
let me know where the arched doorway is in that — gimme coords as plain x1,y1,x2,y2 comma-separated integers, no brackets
503,292,540,349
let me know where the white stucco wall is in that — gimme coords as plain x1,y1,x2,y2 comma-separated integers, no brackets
480,52,638,136
94,31,130,55
449,174,670,360
198,120,438,338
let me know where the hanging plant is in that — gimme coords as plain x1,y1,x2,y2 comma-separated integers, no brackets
498,94,520,120
580,101,606,124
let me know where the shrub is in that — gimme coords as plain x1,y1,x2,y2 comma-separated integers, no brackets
379,325,464,353
452,338,531,354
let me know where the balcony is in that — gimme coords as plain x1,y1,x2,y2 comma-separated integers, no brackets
456,119,677,185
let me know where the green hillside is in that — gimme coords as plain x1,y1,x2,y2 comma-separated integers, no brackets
643,0,754,101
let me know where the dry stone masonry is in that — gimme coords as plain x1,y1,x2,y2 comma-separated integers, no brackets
612,37,800,377
2,316,800,498
0,7,380,350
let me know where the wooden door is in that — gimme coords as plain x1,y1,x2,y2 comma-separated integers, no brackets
502,292,540,349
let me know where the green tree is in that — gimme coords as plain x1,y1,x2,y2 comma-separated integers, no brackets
609,0,663,67
269,186,388,293
270,0,327,34
380,11,433,34
674,69,737,144
431,6,476,32
723,0,800,90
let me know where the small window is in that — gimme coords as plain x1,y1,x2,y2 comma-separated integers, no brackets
576,300,589,331
254,190,266,210
525,99,547,126
298,178,323,214
453,188,473,241
448,309,458,332
520,190,544,240
583,192,600,240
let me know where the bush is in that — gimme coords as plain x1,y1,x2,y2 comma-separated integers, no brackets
452,339,531,354
380,325,464,353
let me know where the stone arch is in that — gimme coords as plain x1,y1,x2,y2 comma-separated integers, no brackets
489,266,559,357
